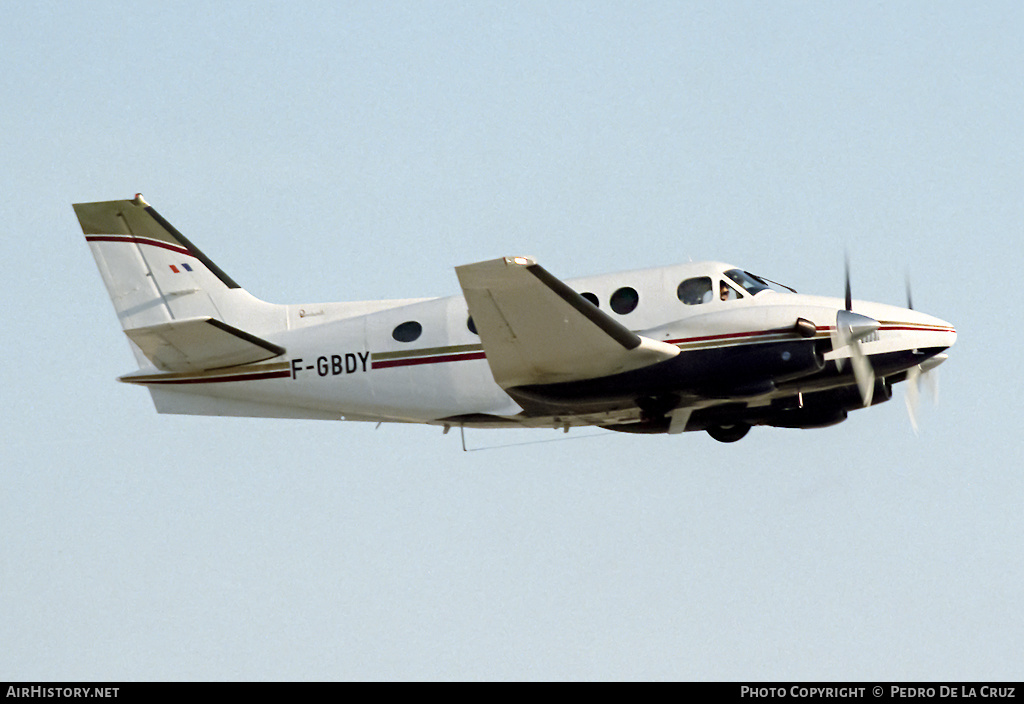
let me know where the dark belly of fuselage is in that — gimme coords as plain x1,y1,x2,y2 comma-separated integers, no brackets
508,340,947,418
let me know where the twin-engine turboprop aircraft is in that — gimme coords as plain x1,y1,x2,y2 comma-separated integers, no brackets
75,195,955,443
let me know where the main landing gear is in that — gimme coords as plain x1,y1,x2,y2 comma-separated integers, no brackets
706,422,751,443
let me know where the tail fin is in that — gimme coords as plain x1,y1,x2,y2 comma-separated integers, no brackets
74,194,239,327
75,194,284,372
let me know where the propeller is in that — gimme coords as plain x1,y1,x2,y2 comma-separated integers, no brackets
904,354,946,434
845,256,853,312
902,274,945,432
831,257,879,407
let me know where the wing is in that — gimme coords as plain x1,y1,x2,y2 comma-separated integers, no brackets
456,256,678,389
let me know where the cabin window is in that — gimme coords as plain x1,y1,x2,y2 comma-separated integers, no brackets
609,286,639,315
719,280,742,301
467,316,477,334
580,292,599,308
392,321,423,343
677,277,713,305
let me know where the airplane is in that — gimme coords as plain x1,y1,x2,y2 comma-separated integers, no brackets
74,194,955,443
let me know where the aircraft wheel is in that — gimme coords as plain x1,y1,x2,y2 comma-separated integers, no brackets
707,423,750,443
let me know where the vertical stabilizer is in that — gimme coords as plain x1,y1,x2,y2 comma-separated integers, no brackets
74,194,240,331
75,194,281,371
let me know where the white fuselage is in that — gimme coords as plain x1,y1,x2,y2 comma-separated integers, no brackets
130,260,956,429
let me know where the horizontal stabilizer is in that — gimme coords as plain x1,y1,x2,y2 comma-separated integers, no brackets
456,257,678,388
124,317,285,372
148,388,339,419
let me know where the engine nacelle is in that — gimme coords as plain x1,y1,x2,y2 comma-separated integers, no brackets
759,380,892,429
688,339,826,398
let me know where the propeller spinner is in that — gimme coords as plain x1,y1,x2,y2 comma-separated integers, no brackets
830,260,880,406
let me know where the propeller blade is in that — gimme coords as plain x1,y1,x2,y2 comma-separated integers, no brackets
920,353,945,404
849,341,875,407
900,281,945,432
905,365,921,434
833,255,854,371
844,255,852,311
832,327,845,373
924,367,939,404
904,356,944,432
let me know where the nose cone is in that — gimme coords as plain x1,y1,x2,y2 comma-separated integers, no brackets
850,300,956,356
938,319,956,349
907,310,956,352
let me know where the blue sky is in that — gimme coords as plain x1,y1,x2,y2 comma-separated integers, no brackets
2,1,1022,680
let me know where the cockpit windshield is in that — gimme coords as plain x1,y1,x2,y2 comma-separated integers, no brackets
725,269,769,295
724,269,795,295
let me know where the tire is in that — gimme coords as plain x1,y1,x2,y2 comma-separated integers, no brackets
706,423,751,443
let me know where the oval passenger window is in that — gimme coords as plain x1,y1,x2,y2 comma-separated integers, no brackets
392,321,423,343
609,287,639,315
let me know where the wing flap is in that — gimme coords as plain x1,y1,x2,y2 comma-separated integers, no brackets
456,257,678,388
124,317,285,372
